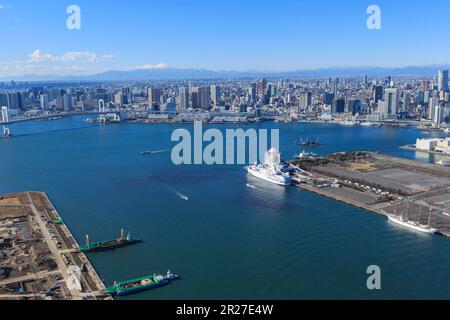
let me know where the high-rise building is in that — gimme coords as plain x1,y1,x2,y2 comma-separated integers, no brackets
63,93,73,111
402,93,410,113
163,97,176,113
331,98,345,114
372,85,383,103
191,87,199,109
438,70,449,93
50,88,62,101
429,96,440,120
147,87,162,109
7,92,21,110
385,76,392,86
248,83,257,101
348,99,361,115
434,105,445,124
257,79,267,98
300,92,312,108
123,87,133,104
179,87,189,111
210,85,221,108
198,86,210,110
0,94,7,108
40,94,49,110
384,88,399,115
422,80,430,91
378,101,388,118
324,92,335,105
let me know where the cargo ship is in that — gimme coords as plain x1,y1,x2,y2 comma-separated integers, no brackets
104,271,179,296
80,229,141,253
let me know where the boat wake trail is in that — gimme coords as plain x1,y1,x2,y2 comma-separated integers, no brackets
176,192,189,201
164,184,189,201
141,149,171,156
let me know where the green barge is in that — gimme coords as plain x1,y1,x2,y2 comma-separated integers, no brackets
104,271,179,296
80,229,141,253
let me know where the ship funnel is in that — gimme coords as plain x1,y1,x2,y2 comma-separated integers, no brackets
120,229,125,240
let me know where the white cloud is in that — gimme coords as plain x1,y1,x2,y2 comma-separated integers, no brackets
136,63,168,70
0,49,117,77
28,49,58,62
28,49,115,63
60,52,116,63
0,4,12,9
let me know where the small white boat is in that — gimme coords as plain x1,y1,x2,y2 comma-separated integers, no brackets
360,122,377,126
435,159,450,166
295,151,317,159
340,121,357,126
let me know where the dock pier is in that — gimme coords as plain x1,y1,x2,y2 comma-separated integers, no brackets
291,152,450,237
0,191,112,300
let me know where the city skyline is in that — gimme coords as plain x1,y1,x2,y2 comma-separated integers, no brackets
1,0,450,78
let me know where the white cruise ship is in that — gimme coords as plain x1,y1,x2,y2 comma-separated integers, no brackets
246,148,291,186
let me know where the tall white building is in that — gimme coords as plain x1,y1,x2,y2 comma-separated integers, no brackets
40,94,49,110
178,87,189,111
434,105,445,124
429,96,440,120
210,85,221,108
378,101,388,118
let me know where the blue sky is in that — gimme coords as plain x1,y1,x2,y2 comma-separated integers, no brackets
0,0,449,76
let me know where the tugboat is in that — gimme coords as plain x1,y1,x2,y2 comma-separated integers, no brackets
296,137,322,147
104,271,179,296
80,229,141,253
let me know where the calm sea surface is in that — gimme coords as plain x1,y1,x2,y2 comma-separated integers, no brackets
1,116,449,299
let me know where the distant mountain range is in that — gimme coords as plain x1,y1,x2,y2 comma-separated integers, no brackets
1,65,449,82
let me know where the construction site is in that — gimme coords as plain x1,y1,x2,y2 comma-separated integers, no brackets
0,192,111,300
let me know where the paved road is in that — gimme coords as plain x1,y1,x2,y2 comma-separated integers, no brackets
0,270,60,287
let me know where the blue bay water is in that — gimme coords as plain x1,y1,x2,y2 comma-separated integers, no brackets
1,116,449,299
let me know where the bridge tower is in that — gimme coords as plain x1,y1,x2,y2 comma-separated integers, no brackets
1,106,10,137
98,99,105,113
